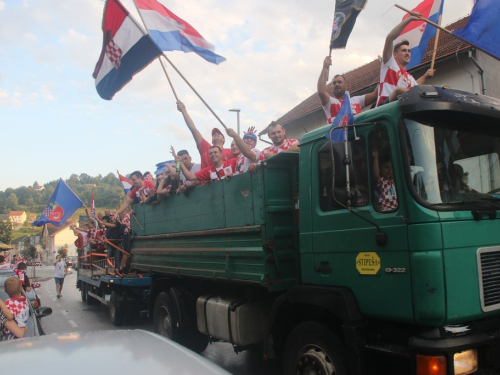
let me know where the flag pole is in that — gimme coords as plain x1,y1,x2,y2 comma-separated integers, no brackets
132,0,227,129
430,14,442,70
395,4,500,62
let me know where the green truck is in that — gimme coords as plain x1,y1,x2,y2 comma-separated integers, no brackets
78,85,500,374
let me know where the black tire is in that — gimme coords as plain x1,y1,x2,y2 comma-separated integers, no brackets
80,282,87,302
109,291,124,326
154,292,179,341
283,322,348,375
180,329,209,353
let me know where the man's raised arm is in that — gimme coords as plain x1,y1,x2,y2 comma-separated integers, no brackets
317,56,332,107
382,13,422,64
226,128,257,161
177,101,203,148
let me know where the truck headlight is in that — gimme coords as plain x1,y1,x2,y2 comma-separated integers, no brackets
454,349,478,375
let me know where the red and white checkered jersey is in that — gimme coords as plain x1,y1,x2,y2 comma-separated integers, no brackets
5,296,28,329
235,148,260,175
377,177,399,211
376,56,417,107
322,95,365,124
258,139,299,162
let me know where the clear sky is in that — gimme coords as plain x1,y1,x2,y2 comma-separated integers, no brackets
0,0,473,191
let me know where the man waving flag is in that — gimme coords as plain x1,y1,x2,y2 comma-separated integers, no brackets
395,0,444,69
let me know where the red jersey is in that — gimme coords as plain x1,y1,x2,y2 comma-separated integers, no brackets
322,94,365,124
198,138,234,169
258,139,299,162
195,159,238,183
377,56,417,107
128,180,155,202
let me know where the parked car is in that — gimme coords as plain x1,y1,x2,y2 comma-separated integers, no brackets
0,269,52,338
65,257,76,268
0,330,230,374
26,259,42,267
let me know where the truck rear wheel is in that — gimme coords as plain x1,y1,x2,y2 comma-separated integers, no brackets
283,322,347,375
109,291,124,326
154,292,179,341
86,285,99,305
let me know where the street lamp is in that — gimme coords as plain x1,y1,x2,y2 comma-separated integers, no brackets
228,109,241,136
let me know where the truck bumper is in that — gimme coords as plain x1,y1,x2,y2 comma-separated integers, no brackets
409,316,500,373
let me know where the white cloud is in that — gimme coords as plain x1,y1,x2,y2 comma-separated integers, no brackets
0,2,5,12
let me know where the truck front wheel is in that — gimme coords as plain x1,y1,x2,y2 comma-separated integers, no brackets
283,322,347,375
154,292,179,341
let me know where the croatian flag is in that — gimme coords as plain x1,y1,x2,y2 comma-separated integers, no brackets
135,0,226,65
32,179,83,227
118,172,133,195
325,92,354,142
93,0,162,100
395,0,444,70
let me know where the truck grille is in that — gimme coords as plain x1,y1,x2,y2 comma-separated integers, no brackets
478,247,500,312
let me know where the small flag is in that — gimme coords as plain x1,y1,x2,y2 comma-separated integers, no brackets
90,190,96,217
395,0,444,69
136,0,226,64
325,92,354,142
453,0,500,61
93,0,162,100
330,0,368,50
32,179,83,227
118,171,134,195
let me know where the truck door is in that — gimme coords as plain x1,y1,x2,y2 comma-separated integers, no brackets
309,125,414,321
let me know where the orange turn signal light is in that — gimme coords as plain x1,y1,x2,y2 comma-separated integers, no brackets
416,355,447,375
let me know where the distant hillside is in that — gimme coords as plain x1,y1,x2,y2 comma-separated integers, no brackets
0,173,128,215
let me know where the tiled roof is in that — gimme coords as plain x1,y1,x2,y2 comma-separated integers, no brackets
275,16,471,127
0,214,10,221
11,235,29,244
9,211,25,216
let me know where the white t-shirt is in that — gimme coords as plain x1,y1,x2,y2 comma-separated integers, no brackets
54,260,66,278
180,163,201,186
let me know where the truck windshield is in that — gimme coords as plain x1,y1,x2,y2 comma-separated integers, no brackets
404,118,500,206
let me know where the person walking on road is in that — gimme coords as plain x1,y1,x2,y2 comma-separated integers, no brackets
53,255,67,298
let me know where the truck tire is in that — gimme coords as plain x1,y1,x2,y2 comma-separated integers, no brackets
283,322,347,375
109,291,124,326
80,282,87,302
154,292,179,341
180,329,209,353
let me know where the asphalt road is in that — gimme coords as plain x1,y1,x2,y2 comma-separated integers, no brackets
31,265,282,375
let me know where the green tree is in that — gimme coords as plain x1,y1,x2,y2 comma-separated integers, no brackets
21,244,37,259
7,193,18,210
57,244,69,259
0,220,13,244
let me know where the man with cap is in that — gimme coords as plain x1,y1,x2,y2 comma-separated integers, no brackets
225,127,260,174
176,100,236,168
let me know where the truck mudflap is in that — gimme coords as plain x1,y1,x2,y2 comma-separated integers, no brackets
409,316,500,373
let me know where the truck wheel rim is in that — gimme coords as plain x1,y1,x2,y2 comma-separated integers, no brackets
158,307,172,338
296,346,336,375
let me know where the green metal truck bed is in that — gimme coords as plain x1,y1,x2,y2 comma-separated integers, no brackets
130,153,300,292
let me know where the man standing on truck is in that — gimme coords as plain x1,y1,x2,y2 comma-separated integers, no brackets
176,101,236,168
178,146,238,183
116,171,155,216
176,150,201,192
317,56,378,124
248,122,299,173
376,12,435,106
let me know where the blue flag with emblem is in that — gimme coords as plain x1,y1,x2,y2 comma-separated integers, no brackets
32,179,83,227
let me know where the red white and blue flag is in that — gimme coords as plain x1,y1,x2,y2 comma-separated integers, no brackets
135,0,226,65
32,179,83,227
118,171,133,195
90,190,96,217
395,0,444,69
93,0,162,100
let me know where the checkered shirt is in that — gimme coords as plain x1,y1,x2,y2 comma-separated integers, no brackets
377,177,399,211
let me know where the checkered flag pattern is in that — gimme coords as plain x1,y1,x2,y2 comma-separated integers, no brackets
105,38,123,69
43,206,52,217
